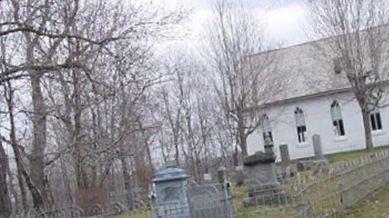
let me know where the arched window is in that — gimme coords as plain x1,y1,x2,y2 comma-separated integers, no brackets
331,101,345,136
295,108,307,143
261,115,273,143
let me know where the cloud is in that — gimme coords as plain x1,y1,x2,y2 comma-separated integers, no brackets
151,0,208,11
258,1,308,46
155,0,309,52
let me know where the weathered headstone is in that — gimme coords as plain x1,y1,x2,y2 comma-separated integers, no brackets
312,134,325,160
235,166,244,187
152,164,190,218
279,144,290,166
203,173,212,183
244,153,278,186
279,144,292,178
217,167,227,183
151,164,236,218
242,138,288,206
295,134,329,174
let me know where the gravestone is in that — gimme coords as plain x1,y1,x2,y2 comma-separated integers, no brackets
235,165,244,187
279,144,293,178
312,134,325,160
297,134,328,172
243,153,278,186
279,144,290,166
312,134,329,173
217,167,227,183
203,173,212,183
242,137,288,206
151,165,236,218
152,164,190,218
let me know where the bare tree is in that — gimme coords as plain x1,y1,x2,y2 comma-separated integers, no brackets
306,0,389,150
206,0,282,158
1,0,185,210
160,86,183,166
0,132,12,218
155,49,227,181
3,81,29,209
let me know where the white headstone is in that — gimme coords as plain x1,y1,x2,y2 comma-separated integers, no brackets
203,173,212,182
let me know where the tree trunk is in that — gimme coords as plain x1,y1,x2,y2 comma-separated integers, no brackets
8,124,44,210
72,71,88,190
74,117,87,190
9,117,28,211
120,151,134,210
237,110,248,158
60,155,73,205
4,82,28,210
232,145,239,167
362,110,374,151
174,139,180,166
238,120,248,157
0,139,12,218
233,125,248,166
29,73,48,208
7,169,20,210
240,135,248,157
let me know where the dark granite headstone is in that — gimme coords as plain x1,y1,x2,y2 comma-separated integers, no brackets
242,139,289,206
235,166,244,187
217,167,227,183
279,144,290,165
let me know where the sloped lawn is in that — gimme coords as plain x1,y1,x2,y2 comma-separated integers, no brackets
339,183,389,218
325,146,389,163
120,146,389,218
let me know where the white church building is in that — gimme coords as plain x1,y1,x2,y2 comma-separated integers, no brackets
246,39,389,161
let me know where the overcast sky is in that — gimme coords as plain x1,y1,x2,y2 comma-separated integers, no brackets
162,0,309,48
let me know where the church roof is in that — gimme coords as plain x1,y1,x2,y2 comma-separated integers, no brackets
250,39,351,106
247,32,389,108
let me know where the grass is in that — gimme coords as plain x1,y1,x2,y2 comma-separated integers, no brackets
278,145,389,166
118,146,389,218
325,145,389,163
237,146,389,218
284,145,389,165
117,213,148,218
234,185,291,218
116,211,149,218
336,183,389,218
233,185,264,218
120,181,389,218
115,207,150,218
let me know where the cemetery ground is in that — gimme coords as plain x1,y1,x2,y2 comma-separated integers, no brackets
339,182,389,218
121,146,389,218
233,181,389,218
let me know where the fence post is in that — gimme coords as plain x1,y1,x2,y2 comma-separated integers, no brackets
339,181,344,210
297,187,309,218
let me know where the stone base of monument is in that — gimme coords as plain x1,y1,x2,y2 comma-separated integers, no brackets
243,183,290,207
247,183,281,197
242,143,291,207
